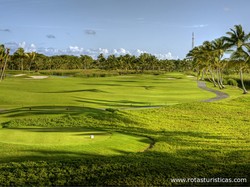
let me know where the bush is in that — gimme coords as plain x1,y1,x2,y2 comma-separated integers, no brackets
227,78,238,86
105,108,119,113
222,79,228,85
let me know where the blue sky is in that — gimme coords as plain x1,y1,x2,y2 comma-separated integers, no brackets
1,0,250,59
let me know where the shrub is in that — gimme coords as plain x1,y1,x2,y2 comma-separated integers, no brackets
105,108,119,113
222,79,228,85
227,78,238,86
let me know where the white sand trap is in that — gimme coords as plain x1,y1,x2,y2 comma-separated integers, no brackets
28,76,49,79
187,75,195,78
167,77,176,80
13,74,26,77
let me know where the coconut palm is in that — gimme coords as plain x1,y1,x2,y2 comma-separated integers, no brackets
14,47,25,71
230,48,249,93
187,42,215,83
25,51,36,71
0,45,10,82
223,24,250,94
222,25,250,49
211,38,230,88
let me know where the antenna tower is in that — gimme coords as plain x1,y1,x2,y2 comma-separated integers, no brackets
192,32,195,48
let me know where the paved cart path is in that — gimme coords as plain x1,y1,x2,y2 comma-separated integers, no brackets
197,81,229,102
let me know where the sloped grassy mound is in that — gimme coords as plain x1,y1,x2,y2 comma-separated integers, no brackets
0,121,151,163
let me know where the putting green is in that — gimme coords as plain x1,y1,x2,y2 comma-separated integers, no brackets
0,127,151,162
0,127,111,146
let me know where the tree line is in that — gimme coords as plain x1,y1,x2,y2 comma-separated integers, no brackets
0,47,191,75
187,24,250,94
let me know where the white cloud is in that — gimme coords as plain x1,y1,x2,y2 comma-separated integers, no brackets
4,41,37,53
181,24,209,29
113,48,131,56
154,52,175,60
4,41,178,59
27,43,36,52
135,49,148,55
30,44,36,48
192,24,208,28
224,7,230,12
19,41,26,48
99,48,109,54
68,46,84,53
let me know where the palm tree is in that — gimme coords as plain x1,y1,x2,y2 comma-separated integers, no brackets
0,45,10,82
14,47,25,71
187,43,216,84
223,24,250,94
80,55,93,70
230,48,249,93
25,51,36,71
211,38,230,88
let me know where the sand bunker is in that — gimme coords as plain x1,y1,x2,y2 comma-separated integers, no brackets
13,74,26,77
167,77,176,80
25,76,49,79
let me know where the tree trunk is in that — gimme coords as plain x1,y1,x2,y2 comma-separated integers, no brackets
218,68,225,88
240,68,248,94
216,69,222,89
208,69,217,87
205,71,212,82
29,60,32,71
0,57,8,81
21,59,24,71
201,69,205,80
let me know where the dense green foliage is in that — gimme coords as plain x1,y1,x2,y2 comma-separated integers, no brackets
3,50,192,73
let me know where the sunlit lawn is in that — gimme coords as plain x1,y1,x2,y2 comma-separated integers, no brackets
0,73,249,186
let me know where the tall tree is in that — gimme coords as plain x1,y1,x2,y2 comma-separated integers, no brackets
25,51,36,71
223,24,250,94
230,48,250,93
80,55,93,69
211,38,230,88
14,47,25,71
0,45,10,82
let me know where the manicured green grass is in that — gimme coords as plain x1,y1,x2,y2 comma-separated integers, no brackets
0,72,249,186
0,127,150,163
0,73,214,110
0,72,215,123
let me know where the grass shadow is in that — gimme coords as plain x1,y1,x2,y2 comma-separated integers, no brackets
42,89,109,93
0,106,106,118
74,96,150,108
